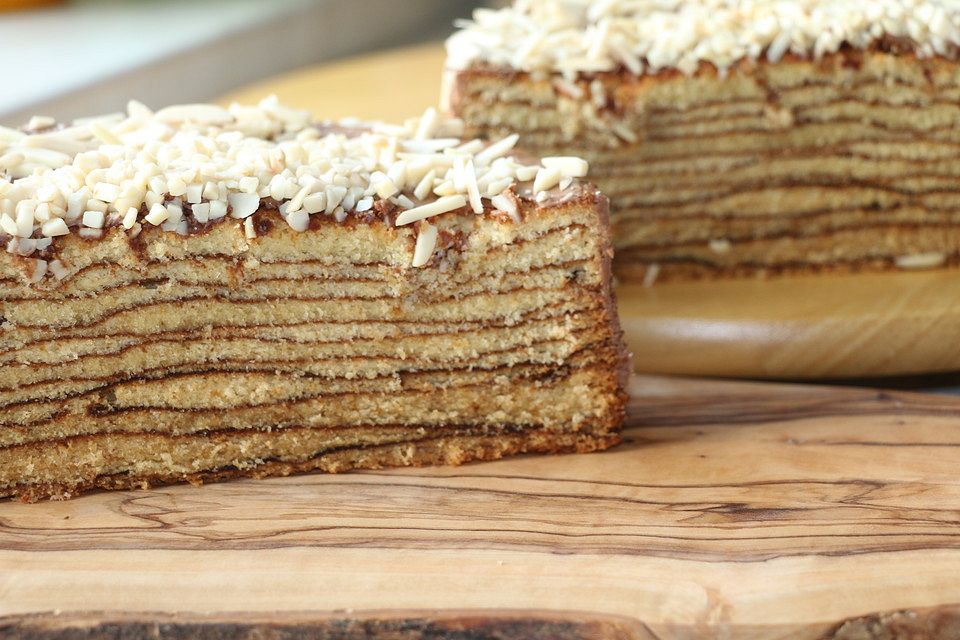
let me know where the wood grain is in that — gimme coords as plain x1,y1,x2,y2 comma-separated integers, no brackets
227,43,960,379
2,376,960,638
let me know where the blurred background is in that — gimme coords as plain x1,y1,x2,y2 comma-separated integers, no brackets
0,0,492,125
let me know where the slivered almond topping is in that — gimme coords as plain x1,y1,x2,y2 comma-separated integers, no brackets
193,203,211,223
82,211,105,229
0,215,17,236
464,160,484,214
895,252,946,269
285,209,310,232
145,203,169,225
0,151,25,170
610,122,638,144
121,207,139,229
447,0,960,78
372,172,400,199
708,238,732,254
542,157,589,178
491,191,520,222
533,167,562,194
15,203,33,238
516,166,539,182
473,134,520,165
356,197,374,212
302,192,326,214
395,196,468,226
41,218,69,237
228,192,260,219
414,107,439,140
411,222,439,268
25,116,55,131
642,263,661,288
154,103,233,125
1,96,587,277
393,194,416,209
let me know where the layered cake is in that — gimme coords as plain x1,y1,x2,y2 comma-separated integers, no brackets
0,97,628,501
445,0,960,281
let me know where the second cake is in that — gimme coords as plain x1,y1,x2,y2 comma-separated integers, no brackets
445,0,960,282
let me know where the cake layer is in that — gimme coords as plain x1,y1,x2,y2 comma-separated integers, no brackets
446,42,960,280
0,355,618,447
0,357,622,485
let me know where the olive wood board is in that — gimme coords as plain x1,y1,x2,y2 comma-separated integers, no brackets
222,43,960,380
3,375,960,639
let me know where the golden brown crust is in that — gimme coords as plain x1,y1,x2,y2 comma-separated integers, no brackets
588,189,632,391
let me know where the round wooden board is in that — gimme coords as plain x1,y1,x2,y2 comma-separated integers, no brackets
225,44,960,380
618,270,960,379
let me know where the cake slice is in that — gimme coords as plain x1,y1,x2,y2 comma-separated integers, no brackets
444,0,960,281
0,98,628,501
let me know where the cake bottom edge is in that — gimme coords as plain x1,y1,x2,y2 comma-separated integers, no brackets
3,426,622,503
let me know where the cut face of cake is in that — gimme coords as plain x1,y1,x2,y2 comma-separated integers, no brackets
0,98,628,501
445,0,960,281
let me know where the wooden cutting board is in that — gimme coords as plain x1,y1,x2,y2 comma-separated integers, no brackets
219,44,960,380
3,375,960,638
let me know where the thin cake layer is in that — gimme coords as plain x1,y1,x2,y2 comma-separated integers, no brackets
445,0,960,280
0,100,627,500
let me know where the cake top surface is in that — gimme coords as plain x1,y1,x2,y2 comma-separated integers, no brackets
0,96,589,279
446,0,960,77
